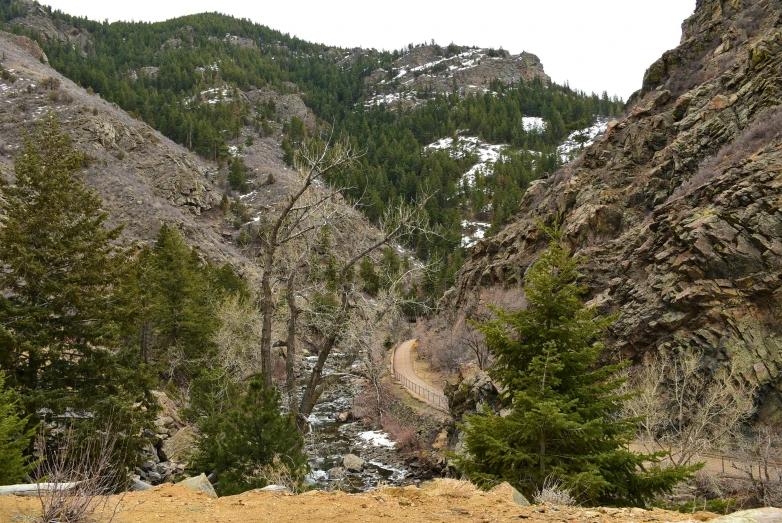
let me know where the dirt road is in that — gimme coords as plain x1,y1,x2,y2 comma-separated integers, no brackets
392,339,448,412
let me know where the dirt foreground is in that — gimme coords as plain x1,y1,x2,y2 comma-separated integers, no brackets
0,480,717,523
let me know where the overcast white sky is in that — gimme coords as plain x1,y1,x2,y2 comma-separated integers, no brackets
42,0,696,100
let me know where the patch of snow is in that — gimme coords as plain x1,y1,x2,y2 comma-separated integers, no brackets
522,117,546,132
461,220,491,249
557,116,610,163
359,431,396,448
425,136,504,186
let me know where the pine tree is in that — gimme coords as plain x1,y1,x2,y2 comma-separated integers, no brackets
186,374,307,495
0,370,35,485
0,114,156,453
455,226,696,507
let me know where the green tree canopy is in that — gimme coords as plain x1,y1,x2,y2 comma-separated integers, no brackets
454,226,696,506
0,114,155,457
186,374,307,496
0,370,36,485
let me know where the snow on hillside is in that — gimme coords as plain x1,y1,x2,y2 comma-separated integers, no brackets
426,136,504,186
461,220,491,248
364,91,416,108
522,116,546,132
557,116,610,162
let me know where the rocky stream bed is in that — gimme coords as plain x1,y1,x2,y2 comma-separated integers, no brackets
300,353,412,492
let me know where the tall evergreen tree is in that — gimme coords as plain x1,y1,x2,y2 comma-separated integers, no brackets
454,225,696,506
0,114,155,451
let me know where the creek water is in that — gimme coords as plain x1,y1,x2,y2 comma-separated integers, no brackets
300,353,409,492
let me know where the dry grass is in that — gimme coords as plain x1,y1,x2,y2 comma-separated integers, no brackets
419,478,479,498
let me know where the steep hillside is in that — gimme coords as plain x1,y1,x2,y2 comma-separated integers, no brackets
0,31,239,263
448,0,782,418
0,30,382,275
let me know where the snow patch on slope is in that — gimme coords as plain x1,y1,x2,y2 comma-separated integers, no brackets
557,116,610,162
425,136,504,186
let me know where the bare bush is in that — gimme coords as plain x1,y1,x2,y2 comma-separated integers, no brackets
533,476,577,506
380,414,423,454
213,296,263,382
415,325,471,375
34,425,127,523
255,460,309,494
625,348,756,468
730,423,782,507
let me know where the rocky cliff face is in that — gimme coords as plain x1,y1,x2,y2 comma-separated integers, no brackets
447,0,782,419
364,45,550,108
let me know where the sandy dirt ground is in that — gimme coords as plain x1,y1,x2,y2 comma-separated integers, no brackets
0,482,718,523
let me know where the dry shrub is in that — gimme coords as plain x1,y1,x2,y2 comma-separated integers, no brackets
533,477,577,506
422,478,478,498
730,423,782,507
34,425,127,523
351,380,394,427
255,462,308,494
381,413,422,454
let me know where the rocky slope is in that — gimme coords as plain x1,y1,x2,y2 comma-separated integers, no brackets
0,28,382,276
447,0,782,419
0,31,241,260
364,44,550,109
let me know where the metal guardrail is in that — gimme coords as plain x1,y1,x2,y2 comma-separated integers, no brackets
392,343,449,413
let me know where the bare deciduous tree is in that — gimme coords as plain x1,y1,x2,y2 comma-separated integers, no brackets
731,423,782,506
256,138,359,389
625,348,756,467
251,135,436,430
295,192,435,429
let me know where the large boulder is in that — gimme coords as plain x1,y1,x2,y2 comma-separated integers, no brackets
489,481,531,507
709,508,782,523
342,453,365,472
177,473,217,498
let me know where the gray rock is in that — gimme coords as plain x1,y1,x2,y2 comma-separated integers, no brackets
177,473,217,498
258,485,289,492
327,467,346,479
130,477,153,491
489,482,531,507
147,471,162,484
709,508,782,523
342,453,365,472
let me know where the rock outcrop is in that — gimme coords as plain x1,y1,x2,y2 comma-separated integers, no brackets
364,45,550,108
447,0,782,420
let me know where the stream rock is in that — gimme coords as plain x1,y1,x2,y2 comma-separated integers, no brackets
343,454,365,472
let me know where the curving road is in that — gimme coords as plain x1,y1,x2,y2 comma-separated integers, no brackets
392,339,449,413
